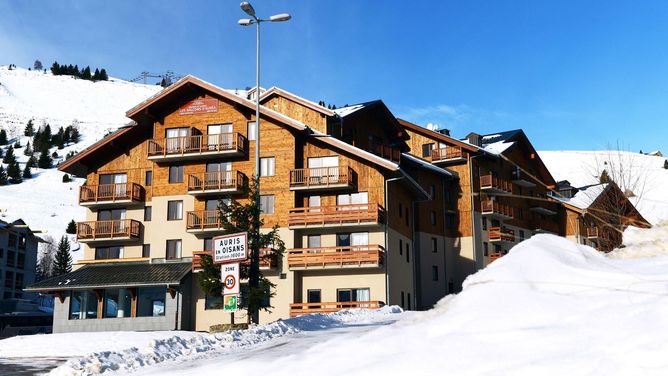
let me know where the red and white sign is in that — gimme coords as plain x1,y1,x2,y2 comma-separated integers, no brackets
178,98,219,115
222,263,240,295
213,232,248,264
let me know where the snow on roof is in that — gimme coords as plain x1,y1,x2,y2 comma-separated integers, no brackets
478,129,522,155
401,153,454,178
553,183,608,210
333,102,373,117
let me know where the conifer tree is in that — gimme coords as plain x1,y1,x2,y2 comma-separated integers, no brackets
24,141,32,156
53,236,73,276
2,145,16,164
34,60,43,71
99,68,108,81
13,140,21,148
0,129,7,145
66,220,77,234
22,163,32,179
38,144,52,169
24,119,34,137
0,165,7,186
599,169,611,184
26,155,36,168
82,66,92,80
7,161,22,184
70,128,80,143
42,124,52,147
664,160,668,170
93,68,100,80
33,129,42,152
50,61,60,75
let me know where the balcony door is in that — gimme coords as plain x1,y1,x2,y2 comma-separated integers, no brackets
308,156,339,184
165,127,189,153
337,288,370,303
206,162,232,189
99,173,127,199
337,192,368,210
97,209,126,236
207,124,232,149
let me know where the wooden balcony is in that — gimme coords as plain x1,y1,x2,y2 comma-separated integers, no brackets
287,245,384,270
480,174,512,194
288,204,385,229
289,166,354,191
147,133,247,161
481,200,514,220
192,249,276,271
76,219,141,243
585,227,599,239
431,147,465,164
368,141,401,162
187,171,246,196
289,301,383,317
186,210,226,234
79,182,145,207
530,205,558,216
488,253,503,263
511,170,536,188
488,226,515,243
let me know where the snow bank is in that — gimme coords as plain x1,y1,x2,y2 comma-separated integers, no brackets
46,306,401,375
609,221,668,259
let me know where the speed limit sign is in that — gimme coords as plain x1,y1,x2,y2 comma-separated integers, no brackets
221,263,240,295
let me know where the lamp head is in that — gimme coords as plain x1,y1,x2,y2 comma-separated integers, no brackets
240,2,256,17
238,18,253,26
269,13,291,22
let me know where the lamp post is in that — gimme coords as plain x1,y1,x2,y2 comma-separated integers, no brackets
238,1,291,325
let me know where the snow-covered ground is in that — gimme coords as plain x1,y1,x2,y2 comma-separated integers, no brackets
2,224,668,375
540,150,668,224
0,65,161,258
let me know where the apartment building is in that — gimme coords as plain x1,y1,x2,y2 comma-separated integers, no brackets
27,76,457,332
0,219,40,301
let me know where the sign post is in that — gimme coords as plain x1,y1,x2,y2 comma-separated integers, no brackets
213,232,248,264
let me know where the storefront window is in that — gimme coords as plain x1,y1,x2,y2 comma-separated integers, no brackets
137,287,166,317
69,290,99,320
103,288,133,318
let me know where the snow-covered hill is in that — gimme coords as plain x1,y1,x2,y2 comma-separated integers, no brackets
539,150,668,225
0,65,161,260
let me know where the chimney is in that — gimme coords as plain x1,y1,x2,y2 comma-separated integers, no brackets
438,128,451,136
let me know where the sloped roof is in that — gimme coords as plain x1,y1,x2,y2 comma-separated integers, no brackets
479,130,523,154
333,102,374,118
259,86,335,116
396,118,480,153
553,183,608,211
25,262,192,292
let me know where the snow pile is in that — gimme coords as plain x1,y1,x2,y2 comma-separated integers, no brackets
540,150,668,224
47,306,401,375
608,221,668,259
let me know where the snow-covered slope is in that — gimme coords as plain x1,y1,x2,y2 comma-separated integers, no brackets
539,150,668,224
0,65,161,259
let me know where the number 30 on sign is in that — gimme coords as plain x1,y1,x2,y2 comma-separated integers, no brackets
221,263,240,295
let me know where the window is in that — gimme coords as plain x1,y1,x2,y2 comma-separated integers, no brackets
247,121,257,141
205,295,223,310
145,171,153,186
494,244,502,253
8,234,17,248
336,288,370,302
399,239,403,255
307,289,321,303
104,288,133,318
69,290,99,320
95,246,122,260
308,195,321,208
406,243,410,263
519,230,525,241
445,214,454,229
518,208,524,220
204,238,214,252
137,287,166,317
444,189,451,203
260,157,275,177
168,165,184,183
430,185,436,199
142,244,151,258
307,235,321,248
14,273,23,289
337,192,368,207
144,206,152,221
18,234,26,249
260,195,275,214
167,200,183,220
6,251,15,267
482,217,487,230
483,242,489,256
432,237,438,253
337,233,350,247
166,239,182,260
432,266,439,281
430,211,437,226
422,143,434,158
17,253,25,269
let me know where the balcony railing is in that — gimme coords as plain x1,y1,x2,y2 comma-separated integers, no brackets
289,166,354,190
76,219,141,242
79,182,145,206
147,133,247,160
480,174,512,194
431,147,464,163
585,227,599,239
488,253,503,262
488,226,515,242
186,210,229,232
289,301,383,317
192,248,276,271
481,200,514,219
288,245,384,270
288,204,385,228
368,141,401,162
187,171,246,195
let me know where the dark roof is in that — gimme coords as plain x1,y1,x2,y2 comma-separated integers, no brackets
25,262,192,292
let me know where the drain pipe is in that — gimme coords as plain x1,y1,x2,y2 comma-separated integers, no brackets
384,176,405,306
469,154,481,275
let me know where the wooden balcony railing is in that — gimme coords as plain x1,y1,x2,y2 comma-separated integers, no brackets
288,245,384,269
192,249,276,271
186,210,226,231
488,253,503,262
289,301,383,317
79,182,145,204
480,174,513,193
488,226,515,242
187,171,245,194
147,133,247,158
288,204,385,228
289,166,354,189
431,147,463,162
586,227,599,238
368,141,401,162
481,200,514,219
76,219,141,241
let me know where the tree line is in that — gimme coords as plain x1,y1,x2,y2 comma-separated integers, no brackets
50,61,108,81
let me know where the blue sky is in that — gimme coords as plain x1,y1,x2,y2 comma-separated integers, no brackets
1,0,667,151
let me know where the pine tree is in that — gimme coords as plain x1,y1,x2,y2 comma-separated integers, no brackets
54,127,65,149
42,124,52,147
0,129,7,145
22,163,32,179
62,174,72,183
53,236,73,276
65,220,76,234
24,119,34,137
7,161,22,184
99,68,109,81
92,68,100,80
24,141,32,156
599,169,611,184
70,128,80,143
2,145,16,164
26,155,36,168
13,140,21,148
82,66,92,80
33,129,42,152
38,144,52,169
0,165,7,185
664,160,668,170
50,61,60,75
34,60,43,71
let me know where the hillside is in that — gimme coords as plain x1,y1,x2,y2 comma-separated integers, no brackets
539,150,668,225
0,65,161,260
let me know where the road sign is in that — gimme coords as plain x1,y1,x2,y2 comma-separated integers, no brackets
222,263,240,295
214,232,248,264
223,294,238,312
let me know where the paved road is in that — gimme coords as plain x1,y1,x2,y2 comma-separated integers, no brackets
0,357,68,375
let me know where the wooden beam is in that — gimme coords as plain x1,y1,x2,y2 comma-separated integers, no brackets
129,288,138,318
94,289,104,319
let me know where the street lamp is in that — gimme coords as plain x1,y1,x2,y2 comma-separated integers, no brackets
238,1,291,325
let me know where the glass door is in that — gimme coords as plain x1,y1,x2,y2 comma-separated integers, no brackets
206,162,232,189
165,127,189,153
208,124,232,150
